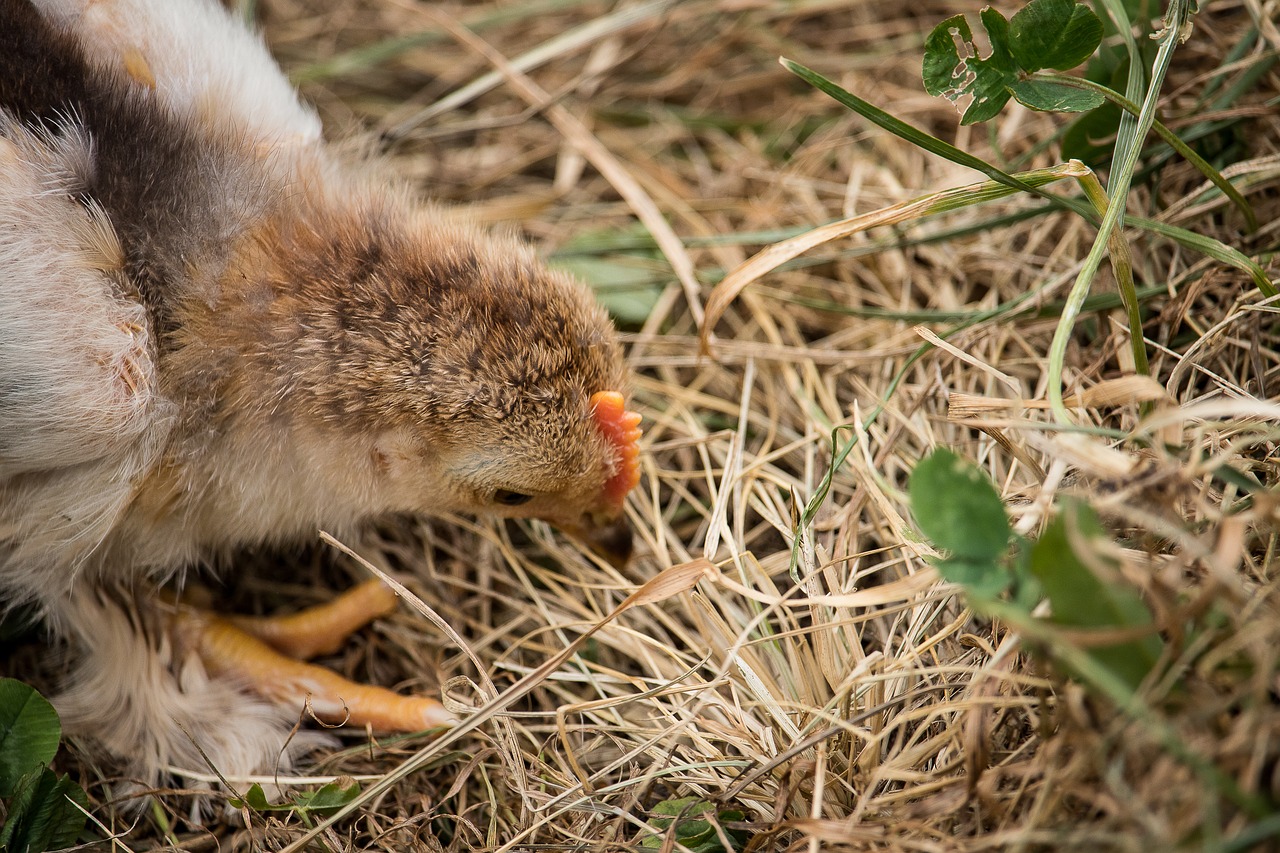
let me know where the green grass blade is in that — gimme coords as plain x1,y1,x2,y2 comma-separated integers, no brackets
1047,0,1196,422
783,59,1056,201
1041,72,1258,230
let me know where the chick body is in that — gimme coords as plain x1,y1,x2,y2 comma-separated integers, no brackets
0,0,633,793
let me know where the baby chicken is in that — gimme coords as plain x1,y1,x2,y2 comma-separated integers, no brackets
0,0,641,793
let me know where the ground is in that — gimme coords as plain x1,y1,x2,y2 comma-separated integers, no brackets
7,0,1280,849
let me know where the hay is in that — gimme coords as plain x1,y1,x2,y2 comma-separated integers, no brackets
25,0,1280,849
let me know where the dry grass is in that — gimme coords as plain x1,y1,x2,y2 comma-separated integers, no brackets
27,0,1280,849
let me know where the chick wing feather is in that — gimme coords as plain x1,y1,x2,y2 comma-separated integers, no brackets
0,115,158,476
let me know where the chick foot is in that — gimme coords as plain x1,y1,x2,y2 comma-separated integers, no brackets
172,579,454,733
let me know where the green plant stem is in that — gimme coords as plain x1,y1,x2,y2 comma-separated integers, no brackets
784,60,1278,295
1093,0,1145,157
1047,0,1194,424
979,597,1272,821
1075,167,1149,378
1040,72,1258,231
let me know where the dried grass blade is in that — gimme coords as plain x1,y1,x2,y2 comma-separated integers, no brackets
387,0,679,136
914,326,1021,394
427,10,706,325
277,558,720,850
715,567,939,608
319,531,492,691
700,163,1088,354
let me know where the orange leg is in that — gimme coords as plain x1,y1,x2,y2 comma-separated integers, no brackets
172,581,453,733
228,577,399,660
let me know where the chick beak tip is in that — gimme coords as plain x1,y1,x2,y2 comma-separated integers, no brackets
584,516,633,568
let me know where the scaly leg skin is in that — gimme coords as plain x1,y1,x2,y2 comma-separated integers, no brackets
228,577,400,660
172,580,455,733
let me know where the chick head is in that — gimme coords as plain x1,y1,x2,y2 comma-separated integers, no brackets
281,208,640,565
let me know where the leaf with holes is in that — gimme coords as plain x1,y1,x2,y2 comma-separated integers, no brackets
924,0,1104,123
923,9,1019,124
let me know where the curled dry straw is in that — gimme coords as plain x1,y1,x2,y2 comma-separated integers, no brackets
42,0,1280,849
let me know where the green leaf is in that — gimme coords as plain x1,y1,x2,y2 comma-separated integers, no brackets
923,0,1102,124
294,779,362,817
551,256,666,327
642,797,749,852
1027,501,1163,691
0,767,89,853
229,779,362,818
1009,0,1104,71
909,449,1011,562
936,556,1012,600
923,10,1019,124
1009,79,1106,112
0,679,62,798
228,782,274,811
1009,541,1044,610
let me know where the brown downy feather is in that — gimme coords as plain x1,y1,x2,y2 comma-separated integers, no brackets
0,0,639,803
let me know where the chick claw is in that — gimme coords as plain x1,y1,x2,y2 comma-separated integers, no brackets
171,579,455,733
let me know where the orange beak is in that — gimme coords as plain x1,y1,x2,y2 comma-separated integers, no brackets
554,512,634,568
583,513,633,567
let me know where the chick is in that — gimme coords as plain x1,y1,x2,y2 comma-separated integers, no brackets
0,0,641,793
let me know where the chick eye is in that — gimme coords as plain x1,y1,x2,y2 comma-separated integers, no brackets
494,489,533,506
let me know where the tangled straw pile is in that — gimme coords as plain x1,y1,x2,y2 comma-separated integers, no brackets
22,0,1280,849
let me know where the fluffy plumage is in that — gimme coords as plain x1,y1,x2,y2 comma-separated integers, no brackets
0,0,637,796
